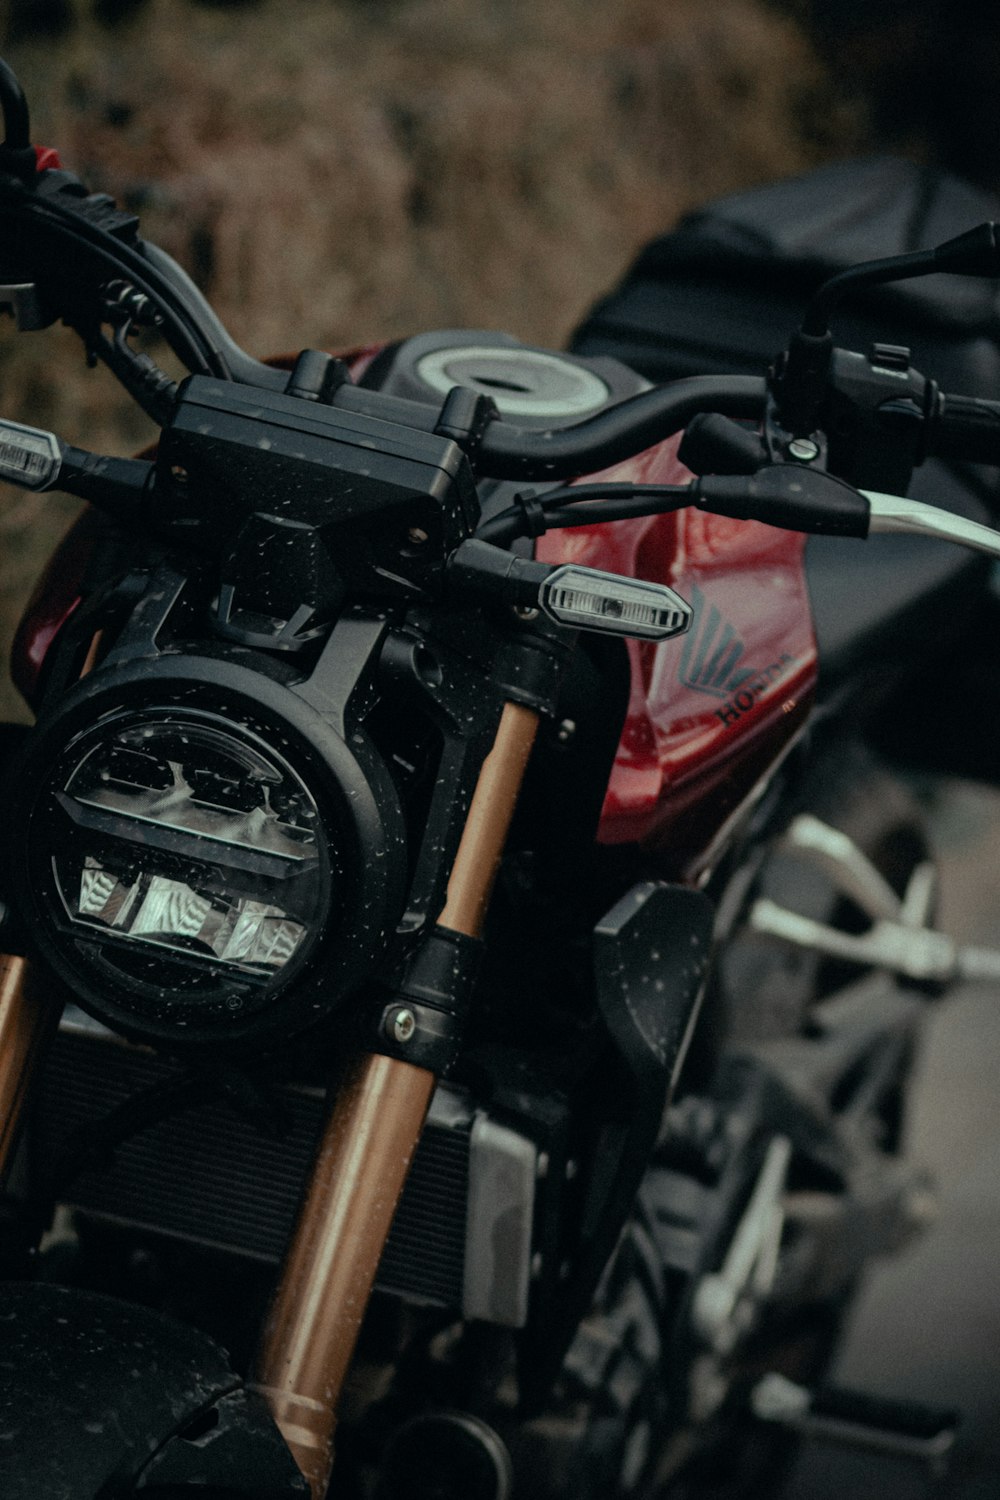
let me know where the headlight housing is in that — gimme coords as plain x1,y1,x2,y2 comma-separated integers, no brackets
9,653,407,1049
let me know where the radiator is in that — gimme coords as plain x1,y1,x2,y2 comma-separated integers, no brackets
27,1010,537,1327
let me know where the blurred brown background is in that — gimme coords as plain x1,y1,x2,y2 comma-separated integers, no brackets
2,6,1000,1496
0,0,997,722
0,0,865,719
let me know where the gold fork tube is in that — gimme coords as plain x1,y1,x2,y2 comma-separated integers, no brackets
438,701,541,938
0,955,61,1185
0,639,106,1188
256,701,540,1496
254,1054,435,1494
0,633,103,1182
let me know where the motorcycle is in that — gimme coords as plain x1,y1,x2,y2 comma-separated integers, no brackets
0,49,998,1500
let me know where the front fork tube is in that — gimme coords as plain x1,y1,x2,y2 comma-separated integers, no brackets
255,701,540,1496
0,955,61,1186
0,639,104,1189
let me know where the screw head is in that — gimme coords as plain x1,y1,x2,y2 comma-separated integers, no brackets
386,1006,417,1045
407,526,429,546
787,437,819,463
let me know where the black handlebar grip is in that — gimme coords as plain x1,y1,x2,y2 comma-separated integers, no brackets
930,392,1000,465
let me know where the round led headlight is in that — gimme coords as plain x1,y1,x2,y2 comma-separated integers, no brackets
8,654,407,1049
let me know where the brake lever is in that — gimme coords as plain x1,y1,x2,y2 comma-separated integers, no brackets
863,488,1000,559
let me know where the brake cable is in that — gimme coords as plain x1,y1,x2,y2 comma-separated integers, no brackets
476,482,691,545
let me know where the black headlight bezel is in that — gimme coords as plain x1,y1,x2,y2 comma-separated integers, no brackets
7,650,408,1050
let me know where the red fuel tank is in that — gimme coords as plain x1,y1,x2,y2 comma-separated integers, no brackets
538,436,817,881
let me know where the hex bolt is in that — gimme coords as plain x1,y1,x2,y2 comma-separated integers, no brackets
787,437,820,463
385,1006,417,1045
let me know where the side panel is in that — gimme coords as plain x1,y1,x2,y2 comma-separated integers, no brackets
537,437,817,879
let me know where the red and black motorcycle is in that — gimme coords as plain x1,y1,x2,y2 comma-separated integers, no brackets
0,53,998,1500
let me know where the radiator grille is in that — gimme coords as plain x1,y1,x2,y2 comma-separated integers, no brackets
30,1026,470,1309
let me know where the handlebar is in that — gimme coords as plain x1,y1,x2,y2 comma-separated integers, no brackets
474,376,767,480
3,49,1000,655
1,83,999,581
4,128,997,488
